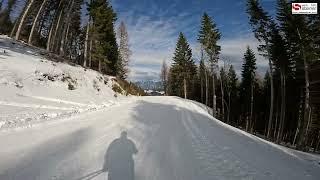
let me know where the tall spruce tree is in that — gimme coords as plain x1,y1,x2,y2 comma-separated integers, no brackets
227,65,238,124
198,12,221,117
88,0,119,75
247,0,275,138
117,21,132,79
28,0,48,45
241,47,257,132
169,32,197,99
276,0,315,150
269,21,291,142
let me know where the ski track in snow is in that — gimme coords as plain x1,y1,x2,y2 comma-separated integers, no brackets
0,97,320,180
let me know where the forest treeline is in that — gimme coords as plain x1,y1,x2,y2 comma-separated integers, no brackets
0,0,144,95
161,0,320,152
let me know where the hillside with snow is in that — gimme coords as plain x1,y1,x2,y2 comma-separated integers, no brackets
0,36,131,130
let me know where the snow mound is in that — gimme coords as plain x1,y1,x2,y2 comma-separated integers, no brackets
0,35,130,130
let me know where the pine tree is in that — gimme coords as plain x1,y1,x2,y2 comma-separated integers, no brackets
88,0,119,75
15,0,34,40
241,47,257,132
269,21,292,142
58,0,76,56
198,12,221,117
308,14,320,59
28,0,48,45
117,21,132,79
66,0,83,60
276,0,315,150
227,65,238,125
169,32,197,99
46,0,64,51
246,0,275,138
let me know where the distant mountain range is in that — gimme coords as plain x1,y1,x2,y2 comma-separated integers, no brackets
134,80,163,91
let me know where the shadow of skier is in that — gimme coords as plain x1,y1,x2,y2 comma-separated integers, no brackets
103,131,138,180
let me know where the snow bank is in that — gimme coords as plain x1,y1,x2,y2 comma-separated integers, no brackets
0,35,131,130
177,97,320,166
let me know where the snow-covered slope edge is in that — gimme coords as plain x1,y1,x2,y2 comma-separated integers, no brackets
0,35,134,130
180,97,320,166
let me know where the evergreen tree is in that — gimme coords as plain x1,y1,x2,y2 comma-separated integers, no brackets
198,12,221,116
276,0,314,149
240,47,257,132
269,21,291,142
117,21,132,79
88,0,119,75
15,0,34,40
308,14,320,59
246,0,275,138
28,0,48,45
169,32,197,99
227,65,238,125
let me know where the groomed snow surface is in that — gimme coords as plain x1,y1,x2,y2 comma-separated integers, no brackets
1,36,320,180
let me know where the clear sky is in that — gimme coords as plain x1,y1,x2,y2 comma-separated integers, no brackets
111,0,277,81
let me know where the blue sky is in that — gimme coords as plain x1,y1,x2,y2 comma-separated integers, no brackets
110,0,277,81
2,0,277,81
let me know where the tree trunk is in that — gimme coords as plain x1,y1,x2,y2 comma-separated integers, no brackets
10,19,19,38
28,0,47,45
293,90,304,145
15,0,34,40
277,71,286,143
98,59,102,72
200,76,204,103
316,131,320,152
212,74,216,117
63,22,71,57
89,39,92,68
228,92,231,124
267,58,275,139
205,69,208,106
221,75,225,121
83,21,90,67
184,77,187,99
297,28,311,150
250,82,254,133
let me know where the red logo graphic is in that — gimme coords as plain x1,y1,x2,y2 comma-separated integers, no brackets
292,3,302,11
